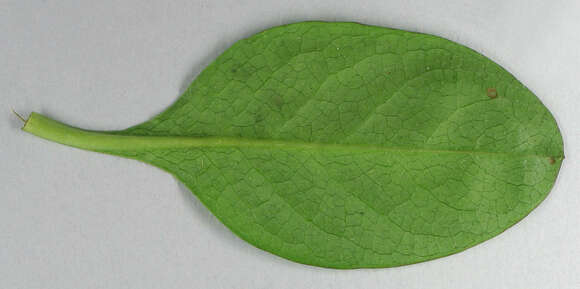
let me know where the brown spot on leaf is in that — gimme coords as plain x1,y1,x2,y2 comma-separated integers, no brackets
487,88,498,99
549,157,556,164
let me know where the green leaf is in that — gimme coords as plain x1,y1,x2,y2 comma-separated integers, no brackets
22,22,563,269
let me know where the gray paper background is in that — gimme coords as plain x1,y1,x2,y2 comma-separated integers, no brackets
1,1,579,288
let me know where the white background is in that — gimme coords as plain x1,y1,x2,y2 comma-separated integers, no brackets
1,1,579,288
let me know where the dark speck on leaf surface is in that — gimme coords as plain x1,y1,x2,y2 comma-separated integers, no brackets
487,87,498,99
272,95,284,110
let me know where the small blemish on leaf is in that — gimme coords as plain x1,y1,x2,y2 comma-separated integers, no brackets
254,112,265,123
549,157,556,164
272,95,284,110
487,88,498,99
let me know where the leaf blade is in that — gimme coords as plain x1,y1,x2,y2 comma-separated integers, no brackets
23,21,564,268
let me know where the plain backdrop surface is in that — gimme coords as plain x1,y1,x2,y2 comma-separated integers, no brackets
1,1,579,288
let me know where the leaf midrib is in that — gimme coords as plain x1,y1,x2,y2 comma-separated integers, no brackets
23,112,561,160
